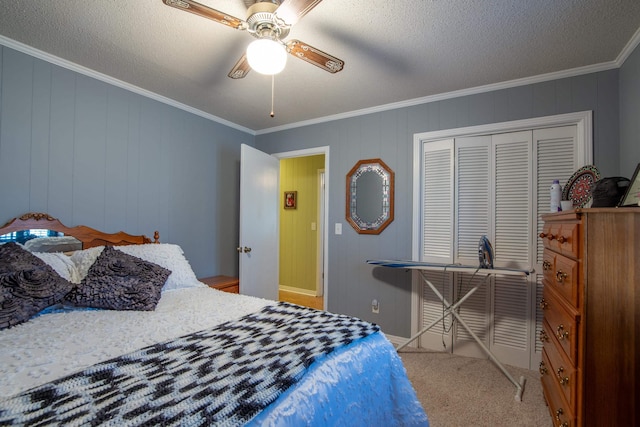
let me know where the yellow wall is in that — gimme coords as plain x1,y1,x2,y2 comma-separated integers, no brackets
279,155,325,292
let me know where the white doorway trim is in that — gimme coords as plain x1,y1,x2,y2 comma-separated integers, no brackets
272,146,330,309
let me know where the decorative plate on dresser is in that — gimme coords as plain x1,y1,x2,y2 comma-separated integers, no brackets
561,165,601,208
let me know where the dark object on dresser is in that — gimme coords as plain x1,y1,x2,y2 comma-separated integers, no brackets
590,176,629,207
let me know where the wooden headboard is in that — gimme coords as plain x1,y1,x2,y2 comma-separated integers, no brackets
0,212,159,248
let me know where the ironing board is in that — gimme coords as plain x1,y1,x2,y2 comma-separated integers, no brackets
367,259,530,401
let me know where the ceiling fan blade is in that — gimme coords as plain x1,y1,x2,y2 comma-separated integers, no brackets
162,0,245,30
228,53,251,79
287,40,344,73
275,0,323,25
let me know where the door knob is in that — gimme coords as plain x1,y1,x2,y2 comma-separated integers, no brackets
243,246,252,253
237,246,252,253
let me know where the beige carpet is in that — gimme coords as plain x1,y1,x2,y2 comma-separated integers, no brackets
399,349,553,426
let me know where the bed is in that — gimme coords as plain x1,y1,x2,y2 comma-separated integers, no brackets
0,212,429,426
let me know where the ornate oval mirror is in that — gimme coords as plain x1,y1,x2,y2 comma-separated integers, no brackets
346,158,394,234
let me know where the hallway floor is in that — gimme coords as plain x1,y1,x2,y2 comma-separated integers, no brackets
279,290,324,310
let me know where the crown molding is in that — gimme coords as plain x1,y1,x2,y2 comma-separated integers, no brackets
616,26,640,66
1,32,635,137
256,60,618,135
0,35,255,136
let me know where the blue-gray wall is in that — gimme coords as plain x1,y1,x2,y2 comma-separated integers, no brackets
257,69,626,337
0,46,254,278
620,43,640,178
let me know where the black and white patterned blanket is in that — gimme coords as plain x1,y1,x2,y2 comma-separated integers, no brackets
0,302,379,426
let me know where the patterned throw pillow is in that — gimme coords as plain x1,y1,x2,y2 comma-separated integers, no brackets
0,243,75,330
64,246,170,311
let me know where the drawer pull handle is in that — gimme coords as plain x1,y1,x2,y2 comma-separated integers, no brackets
556,270,568,283
555,408,568,427
539,298,548,310
556,367,570,385
539,361,548,375
539,330,549,342
556,324,569,340
557,235,567,244
539,232,555,241
543,260,552,271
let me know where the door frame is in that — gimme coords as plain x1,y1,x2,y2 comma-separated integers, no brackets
272,146,330,309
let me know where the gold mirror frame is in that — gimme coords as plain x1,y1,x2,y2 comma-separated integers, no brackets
345,158,394,234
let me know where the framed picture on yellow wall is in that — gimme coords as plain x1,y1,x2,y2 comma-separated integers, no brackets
284,191,297,209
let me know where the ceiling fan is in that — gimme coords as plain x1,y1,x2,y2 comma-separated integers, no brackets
161,0,345,79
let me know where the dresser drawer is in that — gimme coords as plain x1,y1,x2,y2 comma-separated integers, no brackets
543,337,577,413
542,286,579,364
541,349,576,427
540,221,579,259
547,253,579,307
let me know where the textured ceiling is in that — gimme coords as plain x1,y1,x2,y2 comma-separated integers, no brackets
0,0,639,133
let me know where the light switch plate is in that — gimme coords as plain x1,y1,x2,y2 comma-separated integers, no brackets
335,223,342,235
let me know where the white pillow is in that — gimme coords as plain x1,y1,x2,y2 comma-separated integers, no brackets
32,252,80,283
25,236,82,253
70,244,205,292
69,246,104,281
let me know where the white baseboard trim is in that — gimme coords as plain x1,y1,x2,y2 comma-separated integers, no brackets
278,286,319,297
383,333,418,349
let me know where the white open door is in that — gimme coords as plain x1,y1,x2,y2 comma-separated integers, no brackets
239,144,279,300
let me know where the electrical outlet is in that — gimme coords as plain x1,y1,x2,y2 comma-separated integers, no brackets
371,299,379,314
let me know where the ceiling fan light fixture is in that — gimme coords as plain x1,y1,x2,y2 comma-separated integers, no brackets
246,38,287,75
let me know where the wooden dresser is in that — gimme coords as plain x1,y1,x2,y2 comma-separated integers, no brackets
539,208,638,427
199,275,239,294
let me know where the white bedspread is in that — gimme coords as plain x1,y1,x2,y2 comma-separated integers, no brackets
0,287,429,426
0,287,271,397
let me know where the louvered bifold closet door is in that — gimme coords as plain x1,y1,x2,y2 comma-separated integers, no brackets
421,139,454,263
487,131,532,367
532,126,577,356
418,139,455,350
451,136,492,356
419,270,455,350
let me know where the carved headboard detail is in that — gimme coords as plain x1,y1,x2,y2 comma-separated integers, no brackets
0,212,159,249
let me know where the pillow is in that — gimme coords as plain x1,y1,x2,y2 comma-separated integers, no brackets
0,242,75,329
116,244,203,291
64,246,170,311
32,252,80,283
70,243,205,291
24,236,82,253
69,246,104,280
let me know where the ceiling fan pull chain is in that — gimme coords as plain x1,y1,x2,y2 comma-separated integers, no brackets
270,74,275,118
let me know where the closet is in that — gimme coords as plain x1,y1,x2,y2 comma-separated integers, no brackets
416,122,588,369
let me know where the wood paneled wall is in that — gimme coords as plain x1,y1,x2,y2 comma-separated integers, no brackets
0,46,254,278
